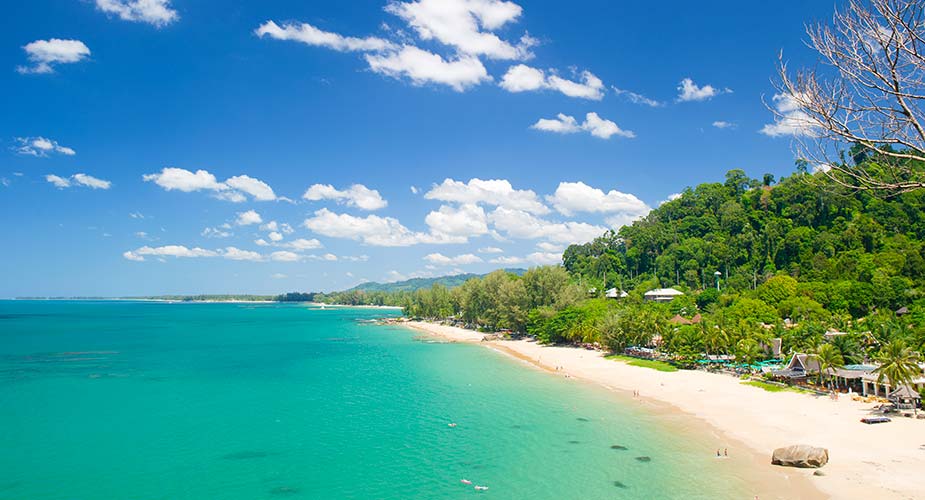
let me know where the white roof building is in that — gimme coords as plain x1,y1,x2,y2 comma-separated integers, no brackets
643,288,684,302
605,288,628,299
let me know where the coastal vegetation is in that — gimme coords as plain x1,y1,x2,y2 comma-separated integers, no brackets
318,166,925,376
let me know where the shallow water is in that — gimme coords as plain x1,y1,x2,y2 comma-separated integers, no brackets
0,301,755,499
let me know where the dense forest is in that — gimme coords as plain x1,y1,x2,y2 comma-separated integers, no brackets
323,166,925,382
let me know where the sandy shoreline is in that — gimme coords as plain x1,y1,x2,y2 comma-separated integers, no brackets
403,321,925,500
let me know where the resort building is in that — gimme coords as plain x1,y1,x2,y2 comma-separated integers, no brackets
643,288,684,302
605,288,628,299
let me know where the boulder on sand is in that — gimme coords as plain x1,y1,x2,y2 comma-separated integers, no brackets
771,445,829,468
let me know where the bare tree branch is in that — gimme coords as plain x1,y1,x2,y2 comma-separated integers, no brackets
773,0,925,194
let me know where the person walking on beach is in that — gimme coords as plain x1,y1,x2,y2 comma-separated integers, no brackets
724,448,728,457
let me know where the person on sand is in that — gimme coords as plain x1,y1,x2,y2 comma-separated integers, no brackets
724,448,728,457
716,449,721,457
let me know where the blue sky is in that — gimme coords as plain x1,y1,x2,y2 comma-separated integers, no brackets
1,0,833,297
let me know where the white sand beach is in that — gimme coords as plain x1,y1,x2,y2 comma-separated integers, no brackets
405,321,925,500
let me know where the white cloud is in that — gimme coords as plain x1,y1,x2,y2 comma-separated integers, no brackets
531,113,580,133
365,45,490,91
222,247,263,261
490,255,525,265
303,183,387,210
712,121,736,129
489,207,606,244
677,77,731,102
424,203,488,238
546,181,650,219
760,93,817,137
129,212,146,219
270,250,302,262
72,173,111,190
143,167,224,192
255,239,269,246
283,238,324,251
201,227,232,238
531,112,634,139
45,173,111,190
410,185,419,194
478,246,504,254
95,0,178,27
45,174,71,189
235,210,262,226
424,252,483,266
612,86,662,107
123,250,145,262
425,178,549,214
123,245,218,261
268,231,283,242
526,252,561,265
15,137,76,157
385,0,533,60
536,241,564,252
143,167,277,202
303,208,463,247
271,273,288,279
500,64,604,100
225,175,277,201
17,39,90,74
255,20,395,52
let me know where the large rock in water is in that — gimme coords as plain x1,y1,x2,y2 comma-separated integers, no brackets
771,445,829,468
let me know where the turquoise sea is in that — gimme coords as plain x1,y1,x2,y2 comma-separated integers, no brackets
0,301,757,499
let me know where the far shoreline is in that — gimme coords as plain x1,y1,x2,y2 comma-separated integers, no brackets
397,320,925,500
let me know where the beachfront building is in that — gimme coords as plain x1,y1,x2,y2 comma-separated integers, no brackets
860,370,925,397
605,288,628,299
771,353,821,380
644,288,684,302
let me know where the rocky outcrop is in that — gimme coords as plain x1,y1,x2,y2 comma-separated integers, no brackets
771,445,829,468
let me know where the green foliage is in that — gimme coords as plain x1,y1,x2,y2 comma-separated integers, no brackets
605,354,678,372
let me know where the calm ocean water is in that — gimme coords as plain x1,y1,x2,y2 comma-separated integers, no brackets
0,301,753,499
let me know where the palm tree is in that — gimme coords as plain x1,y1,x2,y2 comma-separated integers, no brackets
813,343,845,390
736,338,763,371
873,340,922,396
831,334,862,365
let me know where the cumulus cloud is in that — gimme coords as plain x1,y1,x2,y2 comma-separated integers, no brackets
425,178,549,214
142,167,277,202
478,246,503,254
760,93,817,137
15,137,76,157
95,0,178,27
303,208,464,247
283,238,324,251
526,252,561,265
677,78,731,102
536,241,564,252
235,210,262,226
45,173,111,190
423,252,483,266
45,174,71,189
222,247,263,261
490,255,525,264
201,227,232,238
123,245,218,261
303,183,387,210
17,39,90,74
712,121,736,129
255,20,394,52
531,112,634,139
546,182,650,221
424,203,488,239
489,207,606,244
500,64,604,100
365,46,490,91
269,250,302,262
225,175,277,201
385,0,534,60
